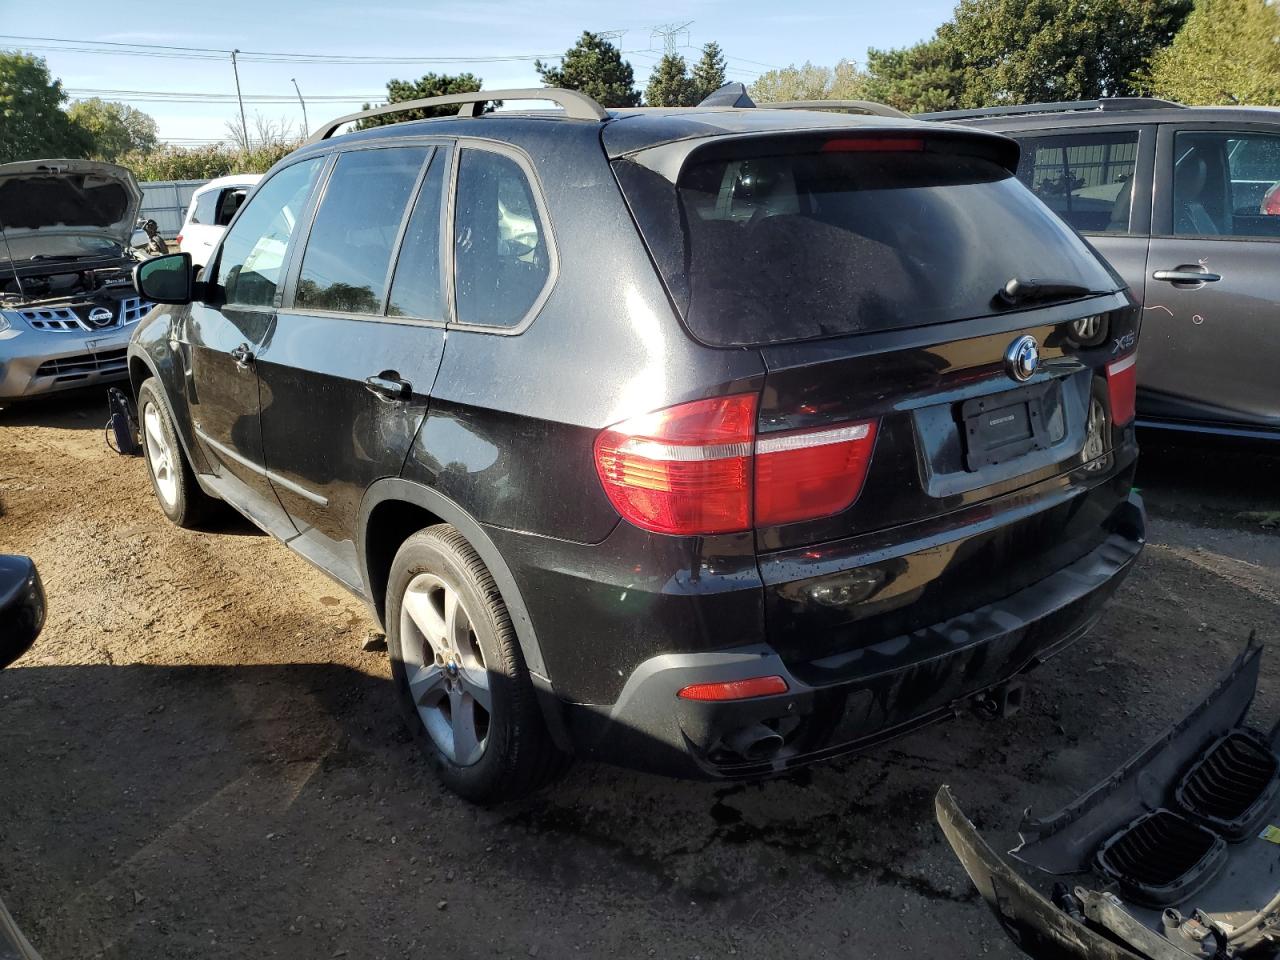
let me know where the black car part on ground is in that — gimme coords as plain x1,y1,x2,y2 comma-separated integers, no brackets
938,636,1280,959
0,555,44,670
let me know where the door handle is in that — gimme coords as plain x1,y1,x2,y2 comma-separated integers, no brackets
364,372,411,402
1153,269,1221,284
230,343,254,369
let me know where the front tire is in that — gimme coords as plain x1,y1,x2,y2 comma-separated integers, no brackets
387,524,568,803
138,378,217,528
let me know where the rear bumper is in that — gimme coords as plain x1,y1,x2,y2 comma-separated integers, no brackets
569,492,1144,779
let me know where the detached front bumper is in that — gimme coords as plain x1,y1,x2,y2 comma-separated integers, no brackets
0,326,131,399
570,493,1145,780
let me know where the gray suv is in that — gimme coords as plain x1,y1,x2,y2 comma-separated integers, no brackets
923,98,1280,440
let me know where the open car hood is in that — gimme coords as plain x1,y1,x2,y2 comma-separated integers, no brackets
0,159,142,251
939,636,1280,959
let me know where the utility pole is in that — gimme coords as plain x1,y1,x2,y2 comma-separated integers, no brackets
291,77,309,137
230,49,249,152
651,22,693,56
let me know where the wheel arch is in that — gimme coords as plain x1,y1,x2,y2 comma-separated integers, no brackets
358,478,549,681
359,478,572,752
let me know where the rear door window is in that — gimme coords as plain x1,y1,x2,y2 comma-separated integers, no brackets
295,146,429,315
387,150,448,320
1015,131,1140,233
614,136,1119,347
1173,130,1280,238
190,189,218,225
215,188,248,226
452,148,552,329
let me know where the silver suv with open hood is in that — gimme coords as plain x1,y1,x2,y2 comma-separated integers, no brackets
0,159,154,400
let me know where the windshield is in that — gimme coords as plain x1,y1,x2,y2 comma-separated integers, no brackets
614,140,1120,346
0,233,123,263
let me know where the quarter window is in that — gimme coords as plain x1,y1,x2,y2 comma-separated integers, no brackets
387,151,448,320
189,189,218,225
1173,131,1280,239
295,146,429,315
1016,131,1140,234
216,157,323,308
453,149,551,328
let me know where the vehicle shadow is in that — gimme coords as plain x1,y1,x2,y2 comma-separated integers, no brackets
0,388,115,430
0,617,1247,960
1137,428,1280,526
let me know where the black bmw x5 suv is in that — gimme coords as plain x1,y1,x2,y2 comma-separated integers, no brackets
130,86,1145,802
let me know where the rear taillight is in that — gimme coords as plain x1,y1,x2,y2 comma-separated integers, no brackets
593,394,878,535
1106,354,1137,426
175,234,183,246
755,421,878,526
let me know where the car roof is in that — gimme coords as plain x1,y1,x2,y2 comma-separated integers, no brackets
930,104,1280,133
301,105,1000,161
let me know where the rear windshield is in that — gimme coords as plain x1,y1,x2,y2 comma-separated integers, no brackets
614,138,1120,346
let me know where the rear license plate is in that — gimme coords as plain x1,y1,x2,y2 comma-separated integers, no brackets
961,383,1052,470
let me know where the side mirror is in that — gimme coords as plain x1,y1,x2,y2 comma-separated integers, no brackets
134,252,195,304
0,555,45,669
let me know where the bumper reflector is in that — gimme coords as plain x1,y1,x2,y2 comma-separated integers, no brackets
677,675,788,701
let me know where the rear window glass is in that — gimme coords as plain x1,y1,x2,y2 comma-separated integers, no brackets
614,139,1119,346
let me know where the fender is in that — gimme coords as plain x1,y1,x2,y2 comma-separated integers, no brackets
126,308,214,477
357,477,573,752
358,478,550,682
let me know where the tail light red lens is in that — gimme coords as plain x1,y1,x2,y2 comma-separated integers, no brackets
593,394,757,535
594,394,879,535
175,234,183,246
1106,354,1137,426
755,421,878,526
678,675,788,701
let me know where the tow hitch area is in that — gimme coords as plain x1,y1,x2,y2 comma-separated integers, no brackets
938,635,1280,959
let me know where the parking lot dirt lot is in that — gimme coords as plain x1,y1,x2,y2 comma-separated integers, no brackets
2,393,1278,960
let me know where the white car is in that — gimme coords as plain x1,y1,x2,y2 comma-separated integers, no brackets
177,173,262,267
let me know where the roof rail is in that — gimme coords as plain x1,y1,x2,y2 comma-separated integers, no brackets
762,100,911,120
306,87,609,143
915,97,1185,122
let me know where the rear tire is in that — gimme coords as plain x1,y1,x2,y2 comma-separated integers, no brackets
387,524,569,803
138,378,217,529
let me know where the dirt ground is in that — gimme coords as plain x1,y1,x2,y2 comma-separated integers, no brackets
1,391,1277,960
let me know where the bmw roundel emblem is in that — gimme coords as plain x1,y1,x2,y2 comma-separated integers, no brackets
86,306,115,328
1004,335,1039,382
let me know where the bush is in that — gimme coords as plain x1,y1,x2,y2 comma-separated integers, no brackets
115,142,301,182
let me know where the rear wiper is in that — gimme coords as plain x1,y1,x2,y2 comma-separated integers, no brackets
997,277,1105,307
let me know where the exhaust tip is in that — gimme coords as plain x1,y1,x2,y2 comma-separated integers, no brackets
725,723,785,762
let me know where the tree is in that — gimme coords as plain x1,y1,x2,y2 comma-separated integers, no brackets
67,98,158,161
946,0,1191,107
691,42,727,101
1144,0,1280,105
357,72,488,128
864,39,964,113
224,112,298,149
536,32,641,107
0,52,90,163
645,53,697,106
749,59,867,103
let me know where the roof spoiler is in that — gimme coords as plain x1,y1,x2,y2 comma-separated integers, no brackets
306,87,609,144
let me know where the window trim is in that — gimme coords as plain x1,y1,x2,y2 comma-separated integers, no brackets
205,153,329,315
446,138,560,337
1009,124,1154,237
1153,121,1280,242
278,141,447,326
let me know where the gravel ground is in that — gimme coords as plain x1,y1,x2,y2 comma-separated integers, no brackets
1,392,1277,960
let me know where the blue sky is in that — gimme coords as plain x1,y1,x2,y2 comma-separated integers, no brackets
2,0,955,143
